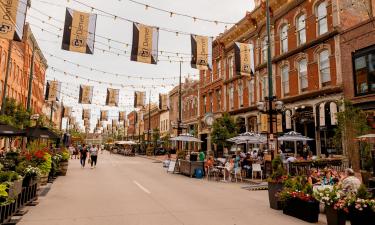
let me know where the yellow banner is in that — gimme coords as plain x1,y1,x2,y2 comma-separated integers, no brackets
0,0,19,40
48,81,59,101
277,114,283,133
196,35,208,70
260,114,268,133
69,10,89,53
239,43,251,75
137,24,152,64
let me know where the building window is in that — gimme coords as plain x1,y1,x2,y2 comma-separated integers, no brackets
229,85,234,109
317,2,328,35
298,59,308,91
216,59,221,79
296,14,306,45
281,65,290,96
248,79,255,105
209,93,213,112
280,24,288,54
228,56,233,79
203,95,207,113
238,80,243,107
353,46,375,96
262,76,268,99
319,50,330,86
262,37,268,63
216,89,221,111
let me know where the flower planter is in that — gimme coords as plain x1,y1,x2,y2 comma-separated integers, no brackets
59,161,69,176
283,198,320,223
325,205,346,225
349,207,375,225
39,174,49,186
268,182,283,210
8,179,23,199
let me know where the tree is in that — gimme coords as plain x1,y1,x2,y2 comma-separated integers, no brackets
0,98,31,129
211,113,238,151
334,100,370,172
152,128,160,148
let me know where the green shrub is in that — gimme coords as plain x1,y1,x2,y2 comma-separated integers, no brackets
38,153,52,175
0,171,19,182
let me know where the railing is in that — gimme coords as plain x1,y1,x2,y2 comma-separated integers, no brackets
285,158,348,176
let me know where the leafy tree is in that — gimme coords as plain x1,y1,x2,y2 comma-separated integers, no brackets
211,113,238,151
152,128,160,148
0,98,31,129
334,100,370,171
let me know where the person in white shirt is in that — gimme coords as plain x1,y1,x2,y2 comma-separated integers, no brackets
89,145,99,168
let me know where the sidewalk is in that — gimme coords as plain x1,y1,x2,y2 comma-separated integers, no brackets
136,154,176,162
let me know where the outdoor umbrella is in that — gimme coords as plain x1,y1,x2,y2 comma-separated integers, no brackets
277,131,314,142
0,123,25,137
170,134,203,143
227,132,267,152
357,134,375,139
25,127,60,140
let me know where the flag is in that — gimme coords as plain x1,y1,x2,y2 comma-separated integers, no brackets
106,88,119,106
45,80,60,101
234,42,254,76
191,35,212,70
82,109,91,120
79,85,93,104
134,91,145,108
62,8,97,54
131,23,159,64
63,106,72,117
159,94,168,110
0,0,28,41
119,111,126,121
100,110,108,121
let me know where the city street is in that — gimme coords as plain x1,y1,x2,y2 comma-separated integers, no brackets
19,152,325,225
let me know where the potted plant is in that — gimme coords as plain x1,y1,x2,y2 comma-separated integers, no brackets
280,176,320,223
22,165,41,187
37,152,52,186
267,156,287,210
346,185,375,225
314,187,346,225
58,150,70,176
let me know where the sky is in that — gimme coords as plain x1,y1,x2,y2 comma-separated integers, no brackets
26,0,255,131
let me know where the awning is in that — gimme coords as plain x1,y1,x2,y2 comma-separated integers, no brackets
0,123,25,137
25,127,60,140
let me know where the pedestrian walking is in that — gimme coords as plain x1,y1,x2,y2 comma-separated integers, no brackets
89,145,99,168
79,144,89,168
68,145,75,159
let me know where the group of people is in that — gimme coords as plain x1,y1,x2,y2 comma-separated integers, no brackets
68,144,100,169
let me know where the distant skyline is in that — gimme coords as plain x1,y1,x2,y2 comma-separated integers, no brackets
27,0,254,131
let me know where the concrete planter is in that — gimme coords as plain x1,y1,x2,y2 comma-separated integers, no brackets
268,182,283,210
8,179,23,198
39,174,49,186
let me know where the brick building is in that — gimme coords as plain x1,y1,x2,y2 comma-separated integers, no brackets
168,85,180,137
0,23,47,114
200,0,374,155
127,111,137,140
182,79,199,135
340,17,375,130
143,103,160,141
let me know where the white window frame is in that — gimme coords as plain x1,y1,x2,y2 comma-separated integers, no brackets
281,65,290,96
216,59,221,79
280,24,288,54
262,37,268,63
319,50,331,85
248,79,255,105
298,59,308,91
229,85,234,109
216,89,221,111
296,14,306,45
238,80,243,107
317,2,328,36
228,56,234,79
262,76,268,99
203,95,207,113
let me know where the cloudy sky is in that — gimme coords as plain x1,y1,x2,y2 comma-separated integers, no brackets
26,0,254,131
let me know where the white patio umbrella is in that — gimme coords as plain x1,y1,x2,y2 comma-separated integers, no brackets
277,131,314,142
227,132,267,152
357,134,375,139
170,134,203,143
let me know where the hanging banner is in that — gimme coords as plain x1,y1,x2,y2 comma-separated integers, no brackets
134,91,146,108
100,110,108,121
79,85,93,104
112,119,118,128
0,0,28,41
131,23,159,64
82,109,91,120
234,42,254,76
191,35,213,70
159,94,168,110
45,80,61,101
106,88,119,106
62,8,97,54
63,106,72,117
84,119,90,127
119,111,126,121
69,117,76,125
260,114,268,133
107,124,111,130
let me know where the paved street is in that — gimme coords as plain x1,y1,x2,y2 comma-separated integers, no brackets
19,152,324,225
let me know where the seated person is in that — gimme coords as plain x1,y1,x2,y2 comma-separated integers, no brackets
308,169,320,185
340,168,361,194
322,169,335,185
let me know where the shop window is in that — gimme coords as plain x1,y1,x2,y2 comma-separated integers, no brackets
353,46,375,96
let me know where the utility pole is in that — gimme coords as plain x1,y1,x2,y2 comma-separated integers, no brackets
50,101,54,123
148,90,151,146
1,41,13,115
178,61,182,136
27,42,35,111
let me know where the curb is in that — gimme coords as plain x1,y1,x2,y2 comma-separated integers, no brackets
136,155,163,162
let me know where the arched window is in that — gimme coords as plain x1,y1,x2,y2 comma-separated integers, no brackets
317,2,328,35
228,56,234,78
262,76,268,99
262,37,268,63
296,14,306,45
319,50,330,86
229,84,234,109
298,59,308,91
280,24,288,54
281,65,289,96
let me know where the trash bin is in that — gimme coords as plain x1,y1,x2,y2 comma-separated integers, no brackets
195,168,204,179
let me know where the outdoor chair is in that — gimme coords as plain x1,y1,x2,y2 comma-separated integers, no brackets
207,166,219,181
231,167,243,182
252,163,262,182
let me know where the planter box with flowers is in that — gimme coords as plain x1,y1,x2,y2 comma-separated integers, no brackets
314,186,346,225
267,156,287,210
345,185,375,225
56,150,70,176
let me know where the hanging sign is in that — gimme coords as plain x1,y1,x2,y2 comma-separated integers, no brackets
100,110,108,121
62,8,97,54
119,111,126,121
45,80,60,101
260,114,268,133
63,106,72,117
84,119,90,127
131,23,159,64
82,109,91,120
0,0,28,41
234,42,254,76
159,94,169,110
134,91,146,108
191,35,212,70
277,114,283,133
106,88,119,106
79,85,93,104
